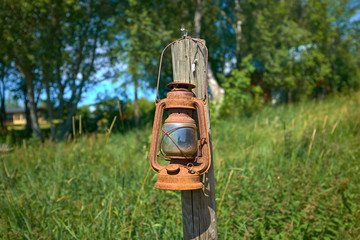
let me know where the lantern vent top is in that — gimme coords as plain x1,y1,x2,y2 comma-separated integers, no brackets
166,82,195,92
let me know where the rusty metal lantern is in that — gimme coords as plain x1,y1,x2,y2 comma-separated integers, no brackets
149,37,211,190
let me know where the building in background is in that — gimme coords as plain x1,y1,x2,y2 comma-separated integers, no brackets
5,108,48,128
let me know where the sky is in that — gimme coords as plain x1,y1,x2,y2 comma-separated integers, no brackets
78,79,156,107
78,60,157,106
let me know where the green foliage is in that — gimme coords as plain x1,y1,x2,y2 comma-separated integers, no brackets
73,97,155,135
213,0,360,102
219,55,263,117
0,0,122,138
1,92,360,239
1,0,360,137
122,98,155,127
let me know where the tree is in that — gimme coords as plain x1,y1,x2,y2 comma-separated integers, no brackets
1,0,121,139
0,61,10,129
194,0,225,101
1,0,43,137
41,0,120,139
217,0,360,104
118,0,171,125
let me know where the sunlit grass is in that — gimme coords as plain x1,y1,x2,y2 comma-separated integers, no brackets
1,92,360,239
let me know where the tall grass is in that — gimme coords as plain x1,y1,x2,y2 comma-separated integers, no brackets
1,93,360,239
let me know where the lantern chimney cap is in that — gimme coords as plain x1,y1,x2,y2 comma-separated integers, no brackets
166,82,196,91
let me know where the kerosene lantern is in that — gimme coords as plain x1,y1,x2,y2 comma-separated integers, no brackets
149,37,211,190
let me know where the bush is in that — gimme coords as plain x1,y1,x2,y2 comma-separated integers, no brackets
219,55,263,117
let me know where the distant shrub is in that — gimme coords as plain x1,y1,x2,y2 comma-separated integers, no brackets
0,129,32,146
218,55,263,117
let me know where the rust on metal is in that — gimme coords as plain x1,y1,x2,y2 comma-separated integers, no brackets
149,82,211,190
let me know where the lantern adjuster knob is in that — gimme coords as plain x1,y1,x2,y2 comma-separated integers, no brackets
166,164,180,175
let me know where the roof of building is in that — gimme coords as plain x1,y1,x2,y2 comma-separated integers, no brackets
6,108,25,114
6,107,46,114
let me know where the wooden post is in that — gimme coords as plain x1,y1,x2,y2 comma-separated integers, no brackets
171,38,218,239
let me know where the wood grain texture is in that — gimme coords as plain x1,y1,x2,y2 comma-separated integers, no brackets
171,38,218,240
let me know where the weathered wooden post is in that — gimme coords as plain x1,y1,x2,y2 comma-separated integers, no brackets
149,36,218,239
171,38,218,239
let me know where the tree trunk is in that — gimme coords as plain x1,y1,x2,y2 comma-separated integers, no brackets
26,80,41,138
17,64,41,138
194,0,225,102
194,0,202,38
133,74,139,126
330,64,337,96
235,20,242,68
23,88,32,132
56,77,65,136
207,64,225,100
288,90,292,103
43,63,56,138
45,76,56,138
60,104,77,139
0,66,6,129
330,77,337,96
234,0,242,68
0,86,6,130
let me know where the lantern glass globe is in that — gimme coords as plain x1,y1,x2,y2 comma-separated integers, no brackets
161,122,198,157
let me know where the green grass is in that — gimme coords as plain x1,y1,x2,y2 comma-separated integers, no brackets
1,93,360,239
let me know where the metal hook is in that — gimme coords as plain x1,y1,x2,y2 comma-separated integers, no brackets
180,28,188,38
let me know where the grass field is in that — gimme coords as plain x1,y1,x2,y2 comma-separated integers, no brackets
1,93,360,239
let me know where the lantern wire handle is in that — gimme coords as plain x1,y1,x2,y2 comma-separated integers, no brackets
155,36,208,103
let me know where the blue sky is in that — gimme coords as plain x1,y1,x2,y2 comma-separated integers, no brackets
78,60,156,106
78,79,156,106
